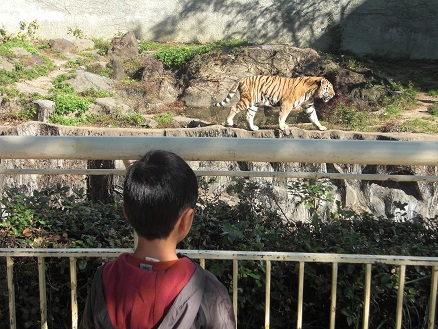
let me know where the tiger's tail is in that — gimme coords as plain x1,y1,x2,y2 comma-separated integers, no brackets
213,81,240,107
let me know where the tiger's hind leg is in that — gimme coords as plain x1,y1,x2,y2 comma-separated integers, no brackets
226,105,240,127
246,106,259,131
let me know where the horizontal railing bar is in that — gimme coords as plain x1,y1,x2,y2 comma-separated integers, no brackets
0,168,436,182
1,136,437,165
1,249,437,266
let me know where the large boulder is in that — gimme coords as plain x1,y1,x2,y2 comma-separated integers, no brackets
141,55,180,104
107,31,139,60
66,70,114,93
182,45,328,107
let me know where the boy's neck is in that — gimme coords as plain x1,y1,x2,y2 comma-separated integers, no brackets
133,236,179,262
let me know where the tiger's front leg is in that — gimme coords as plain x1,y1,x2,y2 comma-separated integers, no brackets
245,106,259,131
305,105,327,131
278,104,292,130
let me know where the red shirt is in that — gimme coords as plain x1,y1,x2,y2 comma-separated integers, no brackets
102,253,196,329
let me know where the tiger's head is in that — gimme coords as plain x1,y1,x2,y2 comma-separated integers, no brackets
318,78,335,102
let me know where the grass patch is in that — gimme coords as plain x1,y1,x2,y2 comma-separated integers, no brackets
402,119,438,133
153,112,174,128
428,89,438,97
327,102,373,131
139,40,251,68
0,40,54,84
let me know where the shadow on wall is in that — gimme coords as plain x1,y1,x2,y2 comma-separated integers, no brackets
149,0,337,49
339,0,438,59
148,0,438,59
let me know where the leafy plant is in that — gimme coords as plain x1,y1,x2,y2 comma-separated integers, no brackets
153,112,173,127
67,27,85,39
0,20,39,44
91,37,110,55
288,168,334,222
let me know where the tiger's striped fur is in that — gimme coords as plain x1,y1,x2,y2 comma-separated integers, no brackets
213,75,335,131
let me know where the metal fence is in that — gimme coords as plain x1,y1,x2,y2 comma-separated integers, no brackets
1,248,437,329
1,136,438,329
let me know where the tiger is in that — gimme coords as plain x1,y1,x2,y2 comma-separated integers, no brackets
213,75,335,131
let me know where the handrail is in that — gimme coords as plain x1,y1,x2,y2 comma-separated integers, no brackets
1,136,438,165
2,248,438,266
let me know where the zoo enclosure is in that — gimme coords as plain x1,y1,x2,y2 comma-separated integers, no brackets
0,136,438,329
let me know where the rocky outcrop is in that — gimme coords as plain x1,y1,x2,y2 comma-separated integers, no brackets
107,31,139,60
183,45,327,108
1,122,437,221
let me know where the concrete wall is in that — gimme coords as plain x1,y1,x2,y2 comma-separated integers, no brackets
1,0,437,59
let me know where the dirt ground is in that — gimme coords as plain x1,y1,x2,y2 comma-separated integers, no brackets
367,60,438,124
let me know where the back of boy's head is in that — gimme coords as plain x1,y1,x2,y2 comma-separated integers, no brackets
123,150,198,240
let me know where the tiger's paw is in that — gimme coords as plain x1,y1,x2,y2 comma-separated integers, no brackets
250,125,259,131
279,124,288,131
318,126,327,131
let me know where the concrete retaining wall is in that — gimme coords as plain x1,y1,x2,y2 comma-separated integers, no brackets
1,0,437,59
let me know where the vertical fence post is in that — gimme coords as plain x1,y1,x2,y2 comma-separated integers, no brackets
362,264,372,329
70,257,78,329
233,259,238,327
38,257,48,329
6,257,16,329
297,261,305,329
265,260,271,329
428,265,437,329
395,265,406,329
330,263,338,329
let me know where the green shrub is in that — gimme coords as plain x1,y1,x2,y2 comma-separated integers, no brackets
0,180,436,328
428,102,438,116
0,184,131,328
140,40,251,68
51,93,90,116
330,102,369,130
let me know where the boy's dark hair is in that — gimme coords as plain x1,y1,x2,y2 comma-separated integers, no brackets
123,150,198,240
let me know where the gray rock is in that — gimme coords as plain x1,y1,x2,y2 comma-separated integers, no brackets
94,97,131,115
107,31,139,60
49,38,76,53
110,58,125,81
0,56,15,71
142,117,158,128
66,70,113,93
34,99,55,122
141,55,180,104
9,47,31,57
72,39,95,52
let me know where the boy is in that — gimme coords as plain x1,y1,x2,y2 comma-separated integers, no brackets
81,150,236,329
